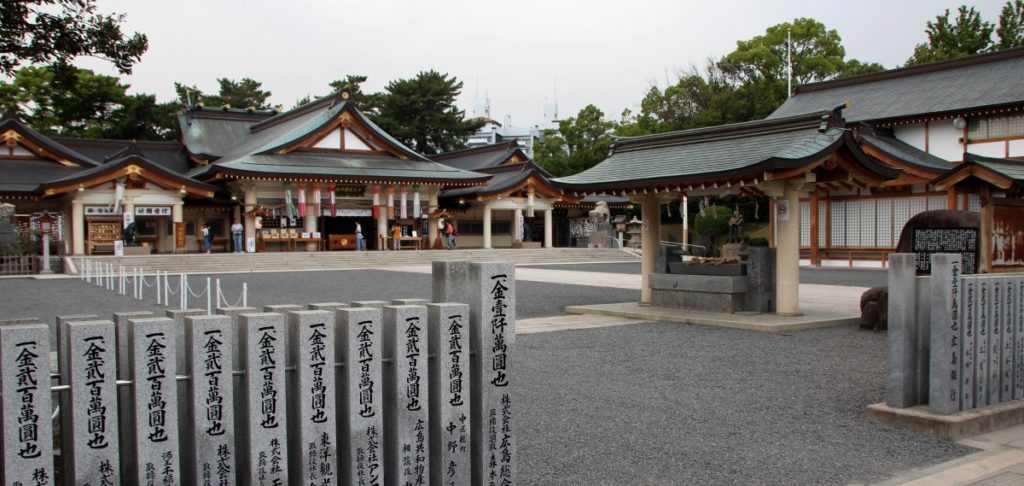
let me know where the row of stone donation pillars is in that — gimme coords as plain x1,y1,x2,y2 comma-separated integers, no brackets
0,261,517,486
887,253,1024,415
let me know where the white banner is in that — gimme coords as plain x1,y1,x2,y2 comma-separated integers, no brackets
324,208,373,217
776,198,790,222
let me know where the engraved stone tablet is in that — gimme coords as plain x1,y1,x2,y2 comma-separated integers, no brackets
0,324,54,485
383,305,429,486
166,308,204,447
976,280,989,406
114,310,155,480
428,303,471,486
431,261,471,304
287,310,338,486
337,307,384,486
929,254,961,414
962,278,978,410
239,313,289,485
216,305,257,467
1016,278,1024,401
62,320,119,486
128,317,179,486
887,254,918,408
1003,278,1016,402
989,279,1003,405
184,314,235,486
468,262,516,486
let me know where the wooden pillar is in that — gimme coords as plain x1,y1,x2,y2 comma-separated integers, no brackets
947,188,958,210
640,194,660,305
543,209,553,248
428,188,439,248
71,200,85,255
243,182,257,248
776,183,802,315
810,189,820,267
980,186,993,273
482,203,493,249
304,190,317,251
824,192,831,249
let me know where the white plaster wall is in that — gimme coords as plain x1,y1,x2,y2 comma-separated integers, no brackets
967,141,1007,158
894,124,926,152
927,119,965,161
1011,139,1024,158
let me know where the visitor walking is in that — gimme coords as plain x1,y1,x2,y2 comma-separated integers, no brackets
202,224,212,253
391,224,401,251
231,218,244,253
446,221,457,249
355,221,365,251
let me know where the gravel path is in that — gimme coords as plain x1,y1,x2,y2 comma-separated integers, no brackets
515,323,971,485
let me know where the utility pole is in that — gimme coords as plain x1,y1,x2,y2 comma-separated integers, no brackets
787,29,793,99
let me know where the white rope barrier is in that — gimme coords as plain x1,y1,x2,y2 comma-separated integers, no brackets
75,262,250,312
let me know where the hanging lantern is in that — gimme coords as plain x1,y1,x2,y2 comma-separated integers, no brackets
527,186,535,217
372,185,380,220
312,183,321,217
329,184,337,217
297,182,307,217
399,185,408,219
412,186,421,218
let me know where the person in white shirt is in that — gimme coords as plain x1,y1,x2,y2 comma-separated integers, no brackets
231,219,244,253
355,221,365,251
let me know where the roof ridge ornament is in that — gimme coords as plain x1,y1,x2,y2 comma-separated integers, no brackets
820,101,850,133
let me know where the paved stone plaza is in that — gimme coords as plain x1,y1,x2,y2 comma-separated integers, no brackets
0,263,978,484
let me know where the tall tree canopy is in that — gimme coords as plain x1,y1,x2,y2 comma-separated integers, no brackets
173,78,275,110
534,105,614,177
0,0,148,76
907,2,1024,65
616,18,883,139
369,70,482,155
0,66,177,140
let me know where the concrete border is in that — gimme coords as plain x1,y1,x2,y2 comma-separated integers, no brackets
866,401,1024,441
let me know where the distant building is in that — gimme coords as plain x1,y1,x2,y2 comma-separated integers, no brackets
464,94,561,158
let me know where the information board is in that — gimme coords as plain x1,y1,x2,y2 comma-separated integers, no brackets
912,227,979,274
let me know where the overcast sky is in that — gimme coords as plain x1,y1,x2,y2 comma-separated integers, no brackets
77,0,1010,128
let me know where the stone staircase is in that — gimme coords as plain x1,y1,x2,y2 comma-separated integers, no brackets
71,248,638,275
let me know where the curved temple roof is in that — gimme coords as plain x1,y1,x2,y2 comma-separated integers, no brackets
554,111,900,191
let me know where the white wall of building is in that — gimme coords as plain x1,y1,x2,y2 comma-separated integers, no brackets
894,124,927,152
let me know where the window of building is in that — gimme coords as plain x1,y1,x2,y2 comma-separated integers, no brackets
968,113,1024,140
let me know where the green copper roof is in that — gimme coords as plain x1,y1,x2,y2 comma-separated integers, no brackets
194,152,489,184
554,113,864,189
188,94,485,185
969,153,1024,181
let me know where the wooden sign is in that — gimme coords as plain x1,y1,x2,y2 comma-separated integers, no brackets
175,222,186,250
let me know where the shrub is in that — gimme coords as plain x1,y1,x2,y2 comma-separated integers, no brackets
746,236,769,247
693,205,731,240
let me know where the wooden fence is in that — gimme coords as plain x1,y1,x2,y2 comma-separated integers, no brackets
0,261,517,486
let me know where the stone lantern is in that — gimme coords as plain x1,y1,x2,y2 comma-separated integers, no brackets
627,216,643,249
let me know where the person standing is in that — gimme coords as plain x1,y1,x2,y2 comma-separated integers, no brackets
231,218,244,253
355,221,365,251
446,221,456,249
202,223,212,254
391,224,401,251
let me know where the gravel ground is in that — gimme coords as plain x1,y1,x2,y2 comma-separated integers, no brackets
516,323,972,485
0,269,639,324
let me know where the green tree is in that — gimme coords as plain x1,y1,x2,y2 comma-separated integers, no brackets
906,6,994,65
328,74,371,100
717,18,883,119
996,0,1024,49
369,70,482,155
0,66,177,140
0,0,148,76
172,78,274,110
534,104,613,177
